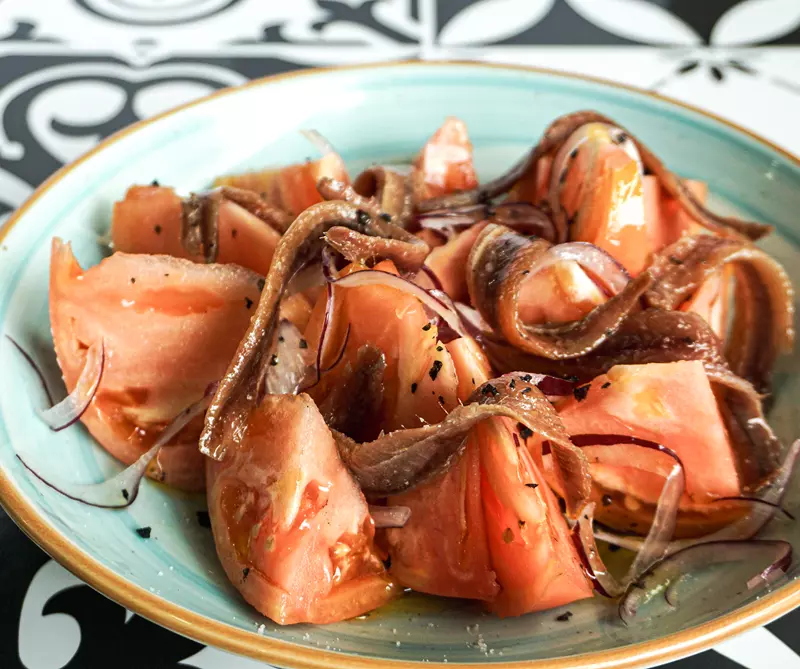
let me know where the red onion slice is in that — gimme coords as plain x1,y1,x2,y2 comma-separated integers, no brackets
418,265,444,292
5,335,54,405
18,388,213,508
327,269,469,340
619,540,792,624
38,340,104,432
573,502,625,597
369,505,411,528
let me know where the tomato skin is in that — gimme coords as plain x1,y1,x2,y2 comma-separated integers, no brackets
206,394,394,625
49,238,261,491
112,185,281,276
413,117,479,200
479,419,592,617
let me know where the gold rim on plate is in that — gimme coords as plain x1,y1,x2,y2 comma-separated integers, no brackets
1,60,799,669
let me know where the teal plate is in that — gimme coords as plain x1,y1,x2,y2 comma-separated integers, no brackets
1,62,800,669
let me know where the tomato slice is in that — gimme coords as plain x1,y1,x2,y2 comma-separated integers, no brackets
479,418,592,617
425,223,486,303
111,185,281,276
550,361,741,535
383,337,498,600
413,117,479,200
215,152,349,217
206,394,394,624
49,238,262,491
304,260,459,431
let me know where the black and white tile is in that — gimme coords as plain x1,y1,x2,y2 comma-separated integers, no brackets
1,1,799,667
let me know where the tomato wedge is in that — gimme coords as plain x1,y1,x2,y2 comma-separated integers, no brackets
50,238,261,491
550,361,741,535
215,152,349,217
111,185,281,276
384,337,499,600
413,117,479,200
206,394,394,624
479,418,592,617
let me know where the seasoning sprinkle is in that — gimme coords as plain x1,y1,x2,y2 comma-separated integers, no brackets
151,179,160,186
356,209,371,227
481,383,499,397
242,567,250,581
502,528,514,544
436,346,443,352
135,527,152,539
521,387,532,395
429,360,443,380
518,520,526,528
517,423,533,440
257,278,265,292
278,335,285,343
245,297,254,309
299,339,308,349
573,384,590,402
520,374,532,382
555,611,573,622
130,277,136,284
154,224,162,235
601,494,613,507
232,228,238,239
438,395,445,405
525,483,539,489
422,323,432,332
601,382,611,389
509,379,516,390
269,353,279,366
411,382,418,394
668,255,683,265
379,212,392,222
121,488,130,501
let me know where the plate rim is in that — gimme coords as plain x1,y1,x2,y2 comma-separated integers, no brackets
1,59,799,669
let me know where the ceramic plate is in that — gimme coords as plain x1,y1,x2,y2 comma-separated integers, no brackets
1,62,800,669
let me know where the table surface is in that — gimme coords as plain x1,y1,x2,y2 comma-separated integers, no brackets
1,2,800,668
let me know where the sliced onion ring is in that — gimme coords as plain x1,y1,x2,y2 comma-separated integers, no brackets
18,387,214,508
369,505,411,528
619,540,792,624
300,128,337,157
573,502,625,597
326,269,469,340
38,340,104,432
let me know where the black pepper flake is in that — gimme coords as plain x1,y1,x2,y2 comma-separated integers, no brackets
558,497,567,514
356,208,371,228
245,297,254,309
422,323,432,332
522,270,530,275
601,494,613,507
509,379,516,390
154,224,162,235
270,353,279,366
257,278,265,292
130,277,136,284
518,519,526,528
122,488,130,501
436,346,443,352
681,336,695,345
481,383,499,397
668,255,683,265
569,147,579,159
135,527,152,539
151,179,160,187
232,228,238,239
278,335,285,343
438,395,445,405
164,273,170,278
556,611,573,622
429,359,443,380
525,483,539,489
242,567,250,581
573,384,590,402
502,527,514,544
608,544,621,552
517,423,534,440
520,374,532,382
601,382,611,389
197,511,211,528
383,555,392,570
521,387,532,395
379,212,392,222
471,377,475,385
299,339,308,349
411,382,418,394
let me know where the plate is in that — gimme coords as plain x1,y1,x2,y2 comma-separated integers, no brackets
1,61,800,669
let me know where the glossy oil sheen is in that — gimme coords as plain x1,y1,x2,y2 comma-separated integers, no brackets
0,63,799,665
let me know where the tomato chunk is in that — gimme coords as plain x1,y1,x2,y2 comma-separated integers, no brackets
49,238,261,490
413,117,479,200
206,394,394,624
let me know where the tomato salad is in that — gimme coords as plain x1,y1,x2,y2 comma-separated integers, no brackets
15,112,797,626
